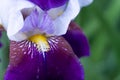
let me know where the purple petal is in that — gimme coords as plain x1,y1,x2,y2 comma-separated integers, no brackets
0,31,2,48
5,36,84,80
29,0,68,10
63,22,90,58
0,42,2,48
21,9,39,32
21,9,55,36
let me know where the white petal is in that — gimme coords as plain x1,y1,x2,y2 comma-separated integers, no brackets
15,0,35,11
48,5,66,19
79,0,93,7
0,18,2,25
7,10,25,41
53,0,80,35
6,0,35,41
9,32,28,41
0,0,15,29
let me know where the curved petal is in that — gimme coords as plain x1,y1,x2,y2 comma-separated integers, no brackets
49,0,93,36
7,0,35,41
0,0,34,30
0,0,16,30
53,0,80,36
7,10,25,41
29,0,68,10
63,22,90,58
5,36,84,80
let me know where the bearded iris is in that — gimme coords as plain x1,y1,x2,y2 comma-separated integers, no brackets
0,0,93,80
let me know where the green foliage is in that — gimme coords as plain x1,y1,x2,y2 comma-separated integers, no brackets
0,32,9,80
75,0,120,80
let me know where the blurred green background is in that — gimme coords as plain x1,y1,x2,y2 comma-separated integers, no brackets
75,0,120,80
0,0,120,80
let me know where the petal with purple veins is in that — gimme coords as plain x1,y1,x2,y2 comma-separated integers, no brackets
21,9,55,37
5,36,84,80
63,22,90,58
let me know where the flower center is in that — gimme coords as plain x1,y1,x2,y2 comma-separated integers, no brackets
29,34,50,52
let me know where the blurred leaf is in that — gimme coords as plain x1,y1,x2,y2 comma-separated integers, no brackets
0,32,9,80
91,31,109,62
105,0,120,26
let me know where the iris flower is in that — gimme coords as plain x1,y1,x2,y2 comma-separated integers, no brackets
0,0,93,80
